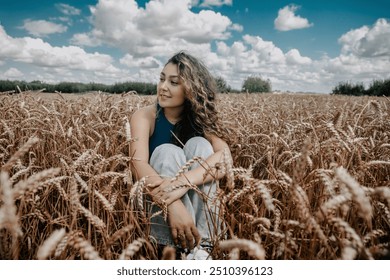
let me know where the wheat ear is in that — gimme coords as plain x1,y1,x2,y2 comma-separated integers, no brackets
2,137,40,172
119,238,146,260
219,239,265,260
37,228,66,260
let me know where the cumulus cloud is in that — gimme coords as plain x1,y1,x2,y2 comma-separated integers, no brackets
3,67,24,78
243,35,286,64
199,0,232,7
71,33,101,47
21,19,67,37
221,20,388,92
55,3,81,16
0,25,119,73
71,0,237,56
321,18,390,83
210,23,388,93
339,18,390,57
208,35,317,92
286,49,312,65
120,54,161,69
274,5,313,31
230,23,244,32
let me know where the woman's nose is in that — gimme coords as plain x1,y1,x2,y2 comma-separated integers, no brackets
160,80,168,91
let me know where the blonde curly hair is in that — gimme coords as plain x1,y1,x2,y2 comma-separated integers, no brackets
162,51,226,145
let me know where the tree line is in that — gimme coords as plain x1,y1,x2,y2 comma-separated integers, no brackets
0,75,272,95
1,77,388,95
0,80,157,95
331,79,390,96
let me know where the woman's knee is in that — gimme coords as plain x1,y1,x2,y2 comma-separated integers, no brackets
150,144,185,173
184,137,213,159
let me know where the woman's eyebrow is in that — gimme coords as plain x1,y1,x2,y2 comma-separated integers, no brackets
160,71,179,78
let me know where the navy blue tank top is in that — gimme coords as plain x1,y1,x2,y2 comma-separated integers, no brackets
149,104,174,157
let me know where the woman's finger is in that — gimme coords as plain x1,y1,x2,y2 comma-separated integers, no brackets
150,186,166,197
161,193,175,205
150,187,159,196
191,226,201,248
147,179,164,189
161,189,187,205
184,228,194,250
178,231,186,248
171,228,178,244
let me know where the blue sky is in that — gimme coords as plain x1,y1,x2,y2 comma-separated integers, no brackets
0,0,389,93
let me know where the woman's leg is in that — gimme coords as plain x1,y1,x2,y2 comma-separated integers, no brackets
148,143,195,246
183,137,221,246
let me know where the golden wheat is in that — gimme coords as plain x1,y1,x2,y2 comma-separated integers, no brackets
37,228,66,260
0,91,389,260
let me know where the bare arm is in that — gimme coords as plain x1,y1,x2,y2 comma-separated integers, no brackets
130,107,162,185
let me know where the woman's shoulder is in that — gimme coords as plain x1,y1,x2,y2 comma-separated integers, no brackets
131,104,156,121
130,104,157,137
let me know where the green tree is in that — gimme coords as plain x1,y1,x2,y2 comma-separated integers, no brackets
366,79,390,97
214,76,231,93
242,75,271,93
331,82,365,96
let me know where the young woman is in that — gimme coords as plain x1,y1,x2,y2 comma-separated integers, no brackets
130,51,230,258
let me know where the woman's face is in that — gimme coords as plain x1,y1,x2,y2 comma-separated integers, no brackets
157,62,186,109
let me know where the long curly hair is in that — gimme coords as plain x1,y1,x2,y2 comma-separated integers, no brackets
162,51,227,146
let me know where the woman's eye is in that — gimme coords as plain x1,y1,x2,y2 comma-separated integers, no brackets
171,81,178,85
159,77,164,82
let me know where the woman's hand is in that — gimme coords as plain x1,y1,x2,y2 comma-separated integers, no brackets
148,178,190,205
167,200,201,250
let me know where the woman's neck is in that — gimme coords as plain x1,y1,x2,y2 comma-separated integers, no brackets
163,106,184,124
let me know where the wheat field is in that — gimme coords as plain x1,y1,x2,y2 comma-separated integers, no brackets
0,91,389,260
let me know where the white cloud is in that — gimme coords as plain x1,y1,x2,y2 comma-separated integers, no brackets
216,41,230,56
21,19,67,37
243,35,285,64
339,18,390,57
230,23,244,32
71,0,237,56
0,25,119,74
191,0,200,6
199,0,232,7
71,33,101,47
274,5,313,31
219,20,388,92
3,67,24,78
55,3,81,16
57,16,73,24
286,49,312,65
206,35,320,92
120,54,161,69
322,18,390,84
